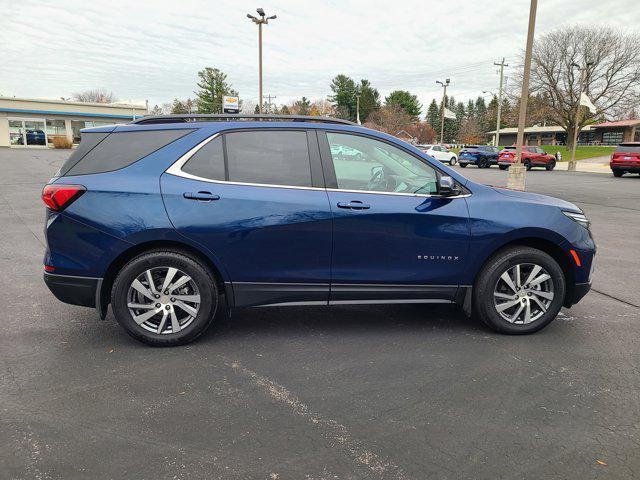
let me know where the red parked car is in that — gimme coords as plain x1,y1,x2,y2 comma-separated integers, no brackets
498,146,557,171
610,142,640,177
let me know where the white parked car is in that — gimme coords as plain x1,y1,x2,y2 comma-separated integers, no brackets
416,144,458,166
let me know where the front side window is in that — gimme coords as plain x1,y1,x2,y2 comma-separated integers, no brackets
225,131,312,187
326,132,438,195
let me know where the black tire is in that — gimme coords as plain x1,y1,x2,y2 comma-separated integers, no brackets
499,164,509,170
449,157,457,166
478,157,488,168
459,163,467,168
111,250,218,346
524,160,532,171
546,160,556,171
612,169,623,177
473,246,566,335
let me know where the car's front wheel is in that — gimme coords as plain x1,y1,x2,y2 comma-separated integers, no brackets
449,157,457,166
473,246,566,334
459,163,467,168
111,250,218,346
499,164,509,170
546,160,556,171
524,160,532,171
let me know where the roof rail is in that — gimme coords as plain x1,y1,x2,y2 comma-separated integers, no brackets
130,114,356,126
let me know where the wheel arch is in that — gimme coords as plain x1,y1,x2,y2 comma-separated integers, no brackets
473,236,576,307
98,239,231,318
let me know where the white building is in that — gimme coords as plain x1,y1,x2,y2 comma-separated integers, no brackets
0,97,148,148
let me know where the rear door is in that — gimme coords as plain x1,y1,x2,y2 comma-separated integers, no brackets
319,130,470,303
161,128,333,307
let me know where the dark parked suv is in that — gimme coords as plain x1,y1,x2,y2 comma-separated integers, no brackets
43,115,595,346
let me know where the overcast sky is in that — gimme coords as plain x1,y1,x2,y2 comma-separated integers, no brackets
1,0,638,116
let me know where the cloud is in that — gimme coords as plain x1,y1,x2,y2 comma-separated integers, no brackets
1,0,638,113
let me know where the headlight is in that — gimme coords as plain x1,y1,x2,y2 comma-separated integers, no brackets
563,210,590,230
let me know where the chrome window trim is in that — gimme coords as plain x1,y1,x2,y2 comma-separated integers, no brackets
166,132,470,198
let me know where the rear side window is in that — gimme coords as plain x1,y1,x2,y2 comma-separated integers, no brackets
64,129,193,176
57,132,110,176
615,144,640,153
181,136,225,180
225,131,311,187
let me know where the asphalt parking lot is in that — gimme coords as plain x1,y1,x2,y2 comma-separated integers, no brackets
1,149,639,480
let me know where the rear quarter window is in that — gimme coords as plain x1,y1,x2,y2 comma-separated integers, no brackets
63,129,194,176
615,145,640,153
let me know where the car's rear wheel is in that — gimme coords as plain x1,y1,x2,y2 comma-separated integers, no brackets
473,246,565,334
524,160,532,171
111,250,218,346
613,169,624,177
499,164,509,170
449,157,457,166
546,160,556,171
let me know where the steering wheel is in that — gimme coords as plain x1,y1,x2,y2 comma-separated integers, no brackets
365,166,397,192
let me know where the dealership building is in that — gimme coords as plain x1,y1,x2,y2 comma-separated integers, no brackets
0,97,148,148
487,119,640,146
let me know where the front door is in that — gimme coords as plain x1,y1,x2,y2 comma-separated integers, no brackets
161,129,333,307
319,131,470,303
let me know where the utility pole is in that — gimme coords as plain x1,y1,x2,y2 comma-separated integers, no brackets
568,61,593,171
436,78,450,144
494,58,508,147
356,95,361,124
247,8,277,114
265,94,277,113
507,0,537,191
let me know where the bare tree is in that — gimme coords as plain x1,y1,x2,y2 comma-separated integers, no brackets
457,117,484,144
364,104,413,136
72,88,117,103
526,25,640,149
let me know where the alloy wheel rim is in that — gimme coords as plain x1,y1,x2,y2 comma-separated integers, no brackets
127,267,201,335
493,263,554,324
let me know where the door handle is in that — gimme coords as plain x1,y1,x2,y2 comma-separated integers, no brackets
337,201,370,210
183,191,220,201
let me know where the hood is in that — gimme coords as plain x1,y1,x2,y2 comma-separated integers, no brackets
492,187,581,212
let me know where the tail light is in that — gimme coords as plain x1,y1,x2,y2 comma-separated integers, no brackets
42,184,86,211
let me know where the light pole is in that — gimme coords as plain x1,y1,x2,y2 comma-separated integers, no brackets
568,61,593,171
247,8,277,114
507,0,537,191
356,95,361,124
436,78,450,144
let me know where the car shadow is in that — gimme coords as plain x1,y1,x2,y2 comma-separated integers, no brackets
200,301,486,342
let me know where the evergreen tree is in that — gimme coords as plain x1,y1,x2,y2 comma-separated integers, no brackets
280,105,291,115
475,96,488,134
357,79,381,123
328,74,358,121
294,96,312,115
194,67,238,114
466,99,476,119
426,99,440,129
385,90,422,120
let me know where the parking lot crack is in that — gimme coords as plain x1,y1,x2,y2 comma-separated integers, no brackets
222,356,410,480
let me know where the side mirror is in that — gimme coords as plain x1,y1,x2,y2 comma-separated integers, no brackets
438,176,461,196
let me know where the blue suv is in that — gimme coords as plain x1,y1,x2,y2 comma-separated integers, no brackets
42,115,595,346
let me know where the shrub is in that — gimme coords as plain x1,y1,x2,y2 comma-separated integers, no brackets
52,137,73,149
